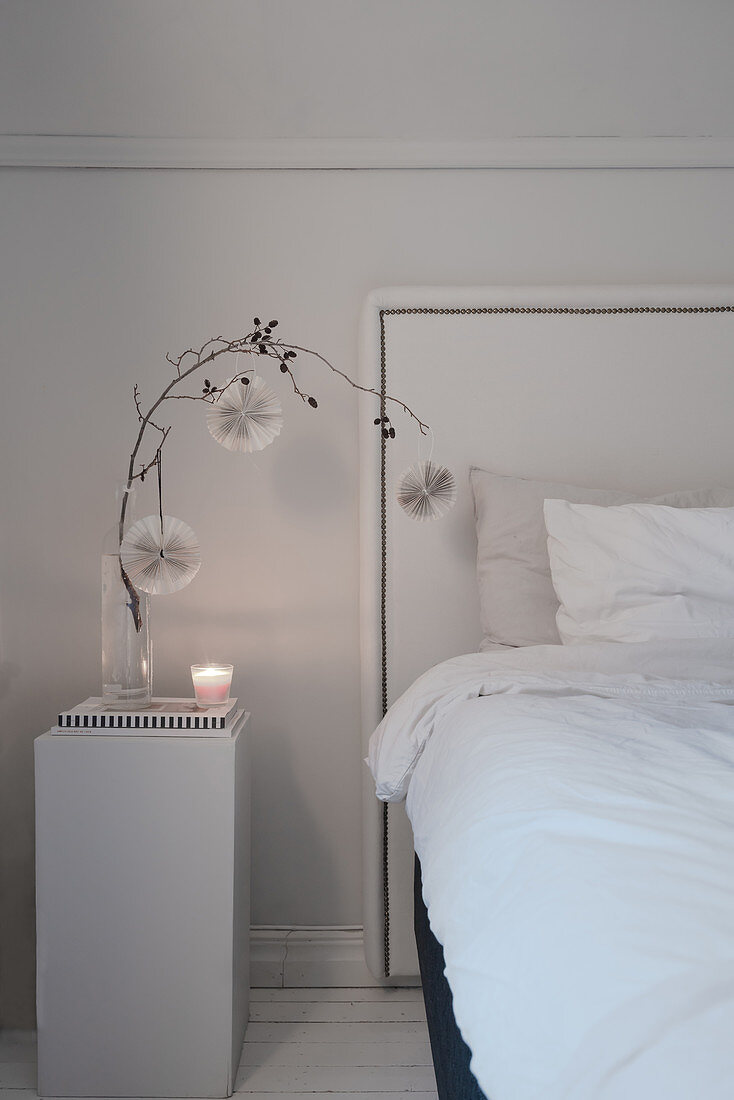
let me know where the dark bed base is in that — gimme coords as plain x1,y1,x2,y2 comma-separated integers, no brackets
414,856,488,1100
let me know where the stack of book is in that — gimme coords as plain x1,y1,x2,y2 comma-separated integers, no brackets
53,697,241,737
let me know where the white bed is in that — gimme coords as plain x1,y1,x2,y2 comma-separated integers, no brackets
370,641,734,1098
359,285,734,1095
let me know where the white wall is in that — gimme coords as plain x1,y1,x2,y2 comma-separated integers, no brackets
2,1,734,1028
2,0,734,140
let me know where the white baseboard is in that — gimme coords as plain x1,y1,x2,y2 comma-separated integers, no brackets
250,926,413,988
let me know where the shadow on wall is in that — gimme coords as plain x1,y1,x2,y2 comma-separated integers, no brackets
248,677,341,924
152,596,354,925
0,661,37,1030
0,660,19,701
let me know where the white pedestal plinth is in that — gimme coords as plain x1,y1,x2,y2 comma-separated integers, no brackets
35,713,251,1098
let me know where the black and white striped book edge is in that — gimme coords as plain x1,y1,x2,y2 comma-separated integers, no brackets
54,696,238,733
52,708,243,737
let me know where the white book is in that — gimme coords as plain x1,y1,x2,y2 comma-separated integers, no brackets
54,696,238,733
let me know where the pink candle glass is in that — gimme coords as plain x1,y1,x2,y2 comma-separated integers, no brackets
191,664,233,707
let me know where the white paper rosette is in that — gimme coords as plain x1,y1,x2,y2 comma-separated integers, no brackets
120,515,201,595
396,460,457,521
207,375,283,453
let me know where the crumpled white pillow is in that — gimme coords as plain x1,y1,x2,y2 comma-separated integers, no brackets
470,468,734,649
544,499,734,644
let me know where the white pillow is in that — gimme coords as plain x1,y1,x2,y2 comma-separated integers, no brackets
470,467,734,649
544,499,734,644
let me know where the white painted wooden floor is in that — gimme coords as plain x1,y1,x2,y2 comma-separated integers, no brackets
0,987,437,1099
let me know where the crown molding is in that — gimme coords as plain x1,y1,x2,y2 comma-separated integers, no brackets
1,134,734,170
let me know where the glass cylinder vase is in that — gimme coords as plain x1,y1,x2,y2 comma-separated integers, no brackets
101,485,152,707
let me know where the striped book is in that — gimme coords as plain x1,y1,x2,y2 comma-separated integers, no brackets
54,697,238,733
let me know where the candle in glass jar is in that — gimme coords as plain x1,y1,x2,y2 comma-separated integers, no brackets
191,664,234,706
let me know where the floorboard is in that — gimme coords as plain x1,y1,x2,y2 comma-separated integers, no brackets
249,1002,427,1024
235,1064,437,1093
241,1040,432,1067
238,1095,439,1100
244,1021,430,1043
249,988,423,1003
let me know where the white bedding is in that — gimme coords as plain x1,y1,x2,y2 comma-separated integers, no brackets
368,642,734,1100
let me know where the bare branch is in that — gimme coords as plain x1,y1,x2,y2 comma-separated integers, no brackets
129,427,172,483
271,352,309,403
116,322,429,631
276,342,429,434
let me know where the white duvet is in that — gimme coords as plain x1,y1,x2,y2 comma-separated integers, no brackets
368,641,734,1100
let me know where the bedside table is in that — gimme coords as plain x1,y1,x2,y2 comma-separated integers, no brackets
35,711,251,1098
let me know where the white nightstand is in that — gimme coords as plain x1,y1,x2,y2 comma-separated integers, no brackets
35,711,251,1098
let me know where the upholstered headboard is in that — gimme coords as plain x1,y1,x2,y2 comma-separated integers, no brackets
359,285,734,982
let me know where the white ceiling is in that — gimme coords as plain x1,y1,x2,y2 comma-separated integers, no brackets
1,0,733,141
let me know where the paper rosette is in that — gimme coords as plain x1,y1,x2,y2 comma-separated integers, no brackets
120,515,201,595
396,460,457,521
207,375,283,453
